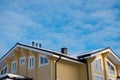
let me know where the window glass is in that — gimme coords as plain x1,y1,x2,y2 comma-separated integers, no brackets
94,75,103,80
0,66,8,75
12,61,17,73
28,56,34,69
4,67,7,73
107,61,115,75
20,57,26,65
40,57,44,64
93,58,102,72
1,70,4,75
39,56,49,66
45,58,48,63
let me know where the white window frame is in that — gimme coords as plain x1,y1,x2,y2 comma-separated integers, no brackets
94,74,104,80
39,55,49,67
28,56,35,69
11,61,17,73
106,59,116,76
20,57,26,65
0,65,8,75
92,57,103,73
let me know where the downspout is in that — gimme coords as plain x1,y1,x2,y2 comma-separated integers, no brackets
55,56,61,80
85,60,89,80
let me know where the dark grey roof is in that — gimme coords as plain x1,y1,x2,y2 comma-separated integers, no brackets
77,47,110,59
77,47,120,63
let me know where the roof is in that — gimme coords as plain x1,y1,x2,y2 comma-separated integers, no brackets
77,47,120,65
77,47,109,59
0,43,83,66
1,43,120,66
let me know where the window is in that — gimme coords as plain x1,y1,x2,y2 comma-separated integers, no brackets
28,56,35,69
11,61,17,73
93,58,102,72
39,55,49,67
107,60,115,75
94,74,104,80
0,65,8,75
20,57,26,65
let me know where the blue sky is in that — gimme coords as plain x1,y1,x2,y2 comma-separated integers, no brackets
0,0,120,58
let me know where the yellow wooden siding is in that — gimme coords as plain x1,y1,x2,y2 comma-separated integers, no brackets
79,64,87,80
116,66,120,77
86,52,119,80
57,59,87,80
0,48,51,80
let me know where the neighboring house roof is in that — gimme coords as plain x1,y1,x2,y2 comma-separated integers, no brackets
0,73,32,80
0,73,24,78
0,43,83,68
77,47,120,65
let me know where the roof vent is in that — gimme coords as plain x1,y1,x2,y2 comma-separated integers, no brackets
32,41,35,46
61,47,67,55
39,43,42,48
36,43,38,47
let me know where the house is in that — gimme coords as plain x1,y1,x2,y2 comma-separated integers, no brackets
0,43,120,80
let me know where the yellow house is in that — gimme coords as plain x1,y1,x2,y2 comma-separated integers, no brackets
0,43,120,80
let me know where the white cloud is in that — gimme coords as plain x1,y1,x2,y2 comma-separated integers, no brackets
0,0,120,57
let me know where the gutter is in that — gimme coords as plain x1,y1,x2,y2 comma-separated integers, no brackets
55,56,61,80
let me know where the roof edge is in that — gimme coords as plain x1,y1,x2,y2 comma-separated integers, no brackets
77,47,120,64
0,43,18,61
77,47,110,59
0,43,84,64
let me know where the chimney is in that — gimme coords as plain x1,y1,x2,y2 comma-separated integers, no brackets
61,47,67,55
32,41,35,46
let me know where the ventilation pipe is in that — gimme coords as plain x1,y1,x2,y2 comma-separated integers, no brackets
32,41,35,46
39,43,42,48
